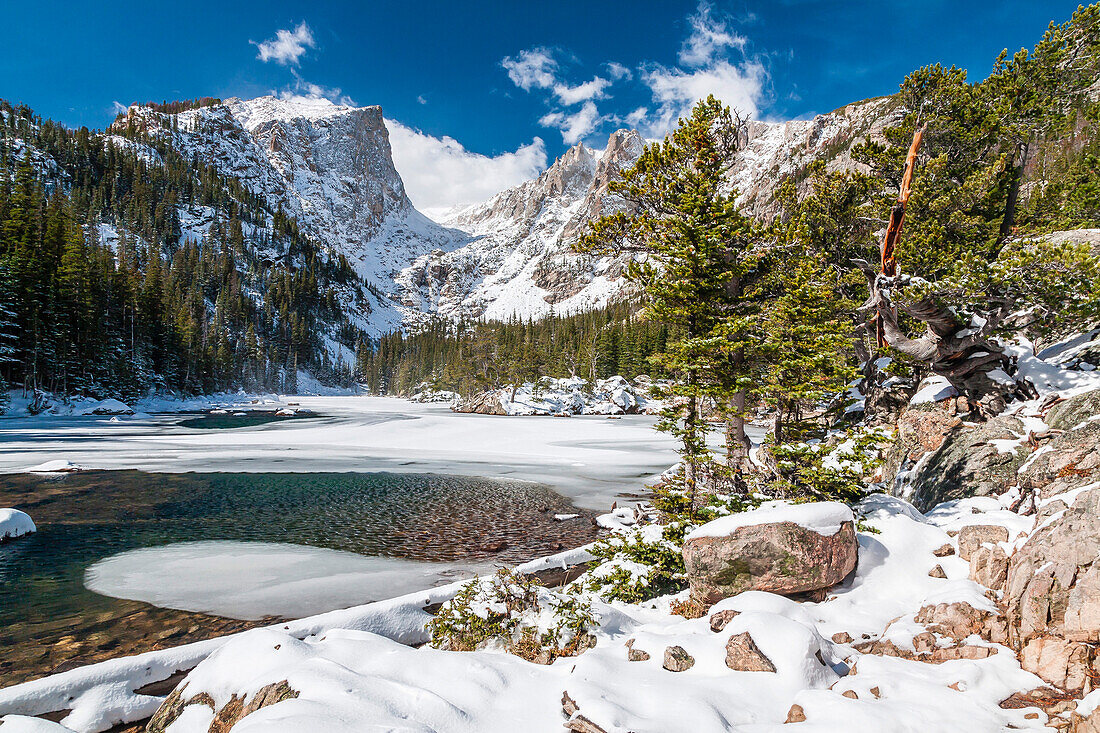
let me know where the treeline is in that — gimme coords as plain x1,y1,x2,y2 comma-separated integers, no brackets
356,301,668,396
0,100,365,402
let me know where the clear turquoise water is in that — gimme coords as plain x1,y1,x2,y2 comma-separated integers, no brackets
0,470,593,650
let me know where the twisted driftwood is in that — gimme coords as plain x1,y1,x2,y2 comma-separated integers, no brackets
855,260,1034,416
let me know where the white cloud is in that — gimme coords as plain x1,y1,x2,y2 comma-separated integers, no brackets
539,101,603,145
552,77,611,106
498,3,767,144
387,120,548,218
606,62,632,81
111,100,128,115
503,48,610,106
271,70,356,106
417,95,428,105
636,2,767,135
678,3,745,68
501,48,558,91
642,59,765,134
254,22,315,66
625,106,648,128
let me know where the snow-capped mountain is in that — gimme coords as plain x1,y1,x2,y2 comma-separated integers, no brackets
115,95,464,334
114,94,897,332
728,96,899,219
395,128,646,320
394,97,896,320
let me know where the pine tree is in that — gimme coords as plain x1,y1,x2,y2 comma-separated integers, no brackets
577,96,764,507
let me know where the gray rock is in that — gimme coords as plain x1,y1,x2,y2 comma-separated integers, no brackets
958,525,1010,562
724,632,776,672
886,404,1027,511
1005,485,1100,692
148,679,298,733
662,645,695,672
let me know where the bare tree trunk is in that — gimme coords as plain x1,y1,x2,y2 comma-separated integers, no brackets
855,260,1033,417
684,391,698,511
1000,142,1028,240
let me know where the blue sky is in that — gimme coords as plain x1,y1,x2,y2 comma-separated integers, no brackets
1,1,1079,212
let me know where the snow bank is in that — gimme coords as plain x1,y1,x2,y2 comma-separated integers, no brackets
0,546,594,731
408,388,461,405
73,399,133,416
25,460,83,473
0,508,35,541
463,375,661,416
686,501,854,541
1009,335,1100,398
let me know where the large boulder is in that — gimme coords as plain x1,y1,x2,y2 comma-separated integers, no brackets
1017,390,1100,494
682,502,858,605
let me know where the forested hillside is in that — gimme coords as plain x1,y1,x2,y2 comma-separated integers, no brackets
357,301,668,396
0,100,364,403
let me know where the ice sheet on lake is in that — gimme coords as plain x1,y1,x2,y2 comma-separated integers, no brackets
84,541,492,620
0,396,681,510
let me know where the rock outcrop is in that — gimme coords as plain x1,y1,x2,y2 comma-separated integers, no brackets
885,401,1029,511
147,679,298,733
1005,486,1100,693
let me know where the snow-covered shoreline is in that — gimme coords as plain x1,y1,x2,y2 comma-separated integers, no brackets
0,492,1055,733
0,546,595,732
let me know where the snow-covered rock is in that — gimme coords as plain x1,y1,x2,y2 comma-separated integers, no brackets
0,508,36,542
683,501,858,604
452,375,658,417
408,389,461,405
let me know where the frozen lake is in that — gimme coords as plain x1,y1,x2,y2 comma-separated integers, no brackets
0,396,681,510
0,398,687,683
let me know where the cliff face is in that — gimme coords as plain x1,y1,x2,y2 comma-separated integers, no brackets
729,96,900,220
117,96,463,334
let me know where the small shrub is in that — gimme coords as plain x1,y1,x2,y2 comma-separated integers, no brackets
669,597,707,619
428,569,598,663
583,528,687,603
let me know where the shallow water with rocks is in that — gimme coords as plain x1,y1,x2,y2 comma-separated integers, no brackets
0,470,598,686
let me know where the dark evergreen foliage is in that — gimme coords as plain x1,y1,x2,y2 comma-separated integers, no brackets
0,99,363,400
356,301,668,397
